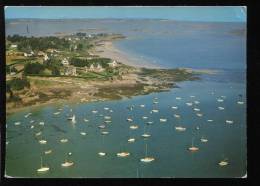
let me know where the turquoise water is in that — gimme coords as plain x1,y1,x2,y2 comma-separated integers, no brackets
5,19,246,178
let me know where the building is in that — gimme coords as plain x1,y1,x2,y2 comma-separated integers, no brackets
85,63,104,73
37,51,46,57
65,67,77,76
108,60,118,68
61,58,69,65
10,44,17,48
44,54,49,61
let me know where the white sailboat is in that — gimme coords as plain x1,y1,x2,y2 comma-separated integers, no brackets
44,150,52,154
24,113,32,118
237,101,244,105
14,122,21,126
193,108,200,112
218,158,229,166
117,152,130,157
159,118,167,122
141,125,151,138
130,125,139,130
174,114,180,118
188,138,199,152
140,144,155,163
101,131,109,135
186,102,193,106
176,97,182,100
84,118,89,122
218,107,225,110
53,112,60,115
142,116,148,120
175,126,186,131
140,104,145,108
39,122,44,126
128,138,135,143
60,138,68,143
226,120,234,124
194,101,200,104
200,136,208,143
127,118,133,122
80,132,87,136
171,106,178,110
37,156,50,173
196,113,203,117
61,153,74,167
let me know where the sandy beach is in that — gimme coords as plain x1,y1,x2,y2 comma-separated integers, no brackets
91,40,161,69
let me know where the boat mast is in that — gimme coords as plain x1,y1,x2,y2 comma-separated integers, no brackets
145,144,148,157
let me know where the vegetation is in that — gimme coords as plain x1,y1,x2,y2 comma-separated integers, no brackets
70,57,111,68
7,35,70,52
7,77,30,91
24,62,45,75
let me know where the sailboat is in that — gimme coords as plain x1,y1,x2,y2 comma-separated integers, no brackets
175,126,186,131
200,136,208,143
84,118,89,122
140,144,155,163
37,157,50,173
159,118,167,122
226,120,234,124
80,132,87,136
127,118,133,122
61,152,74,167
130,125,139,130
171,106,178,110
174,114,181,118
218,158,229,166
196,113,203,117
218,106,225,110
39,122,45,126
117,152,130,157
53,111,60,115
39,136,47,144
98,135,107,157
44,149,52,154
60,138,68,143
14,122,21,126
142,116,148,120
140,104,145,108
141,125,151,138
128,138,135,143
186,102,193,106
188,138,199,152
68,114,76,123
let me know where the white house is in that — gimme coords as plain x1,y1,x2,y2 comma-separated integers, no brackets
44,54,49,61
61,58,69,65
65,67,77,76
85,63,104,72
10,44,17,48
108,60,118,68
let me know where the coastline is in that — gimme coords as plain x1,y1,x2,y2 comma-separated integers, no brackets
90,40,161,69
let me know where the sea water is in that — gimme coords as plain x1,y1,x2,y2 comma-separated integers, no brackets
5,19,246,178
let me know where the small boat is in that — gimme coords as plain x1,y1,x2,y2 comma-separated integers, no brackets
104,116,111,120
30,120,35,123
174,114,180,118
190,95,195,98
176,97,182,100
200,137,208,143
128,138,135,143
141,133,151,138
186,102,193,106
159,118,167,122
84,118,89,122
109,110,113,113
226,120,234,124
101,131,109,135
146,121,154,125
195,126,200,130
14,122,21,126
218,107,225,110
58,108,63,111
67,115,75,121
98,125,106,129
39,140,47,144
104,107,109,110
30,125,34,129
117,152,130,157
237,101,244,105
140,104,145,108
207,119,213,122
175,126,186,131
126,118,133,122
24,113,32,118
153,101,159,104
44,150,52,154
130,125,139,130
92,110,98,114
61,161,74,167
151,109,159,113
171,106,178,110
193,108,200,112
140,144,155,163
60,139,68,143
98,152,106,156
39,122,44,126
196,113,203,117
217,99,224,102
35,131,42,136
80,132,87,136
142,116,148,120
221,96,226,98
104,120,112,123
218,159,228,166
194,101,200,104
188,138,199,152
53,112,60,115
37,157,50,173
6,141,9,145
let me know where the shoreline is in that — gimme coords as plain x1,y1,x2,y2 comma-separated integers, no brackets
90,40,161,69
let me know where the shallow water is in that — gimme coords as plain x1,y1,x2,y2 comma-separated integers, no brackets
5,19,246,178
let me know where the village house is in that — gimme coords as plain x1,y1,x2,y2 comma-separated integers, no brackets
10,44,17,48
85,63,104,73
24,51,34,57
44,54,49,61
61,58,69,66
37,51,46,57
65,66,77,76
108,60,118,68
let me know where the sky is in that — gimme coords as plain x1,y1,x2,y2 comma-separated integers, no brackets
5,6,246,22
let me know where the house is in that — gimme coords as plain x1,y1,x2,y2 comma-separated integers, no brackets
24,51,34,57
108,60,118,68
44,54,49,61
61,58,69,65
37,51,45,56
10,44,17,48
85,63,104,72
65,67,77,76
